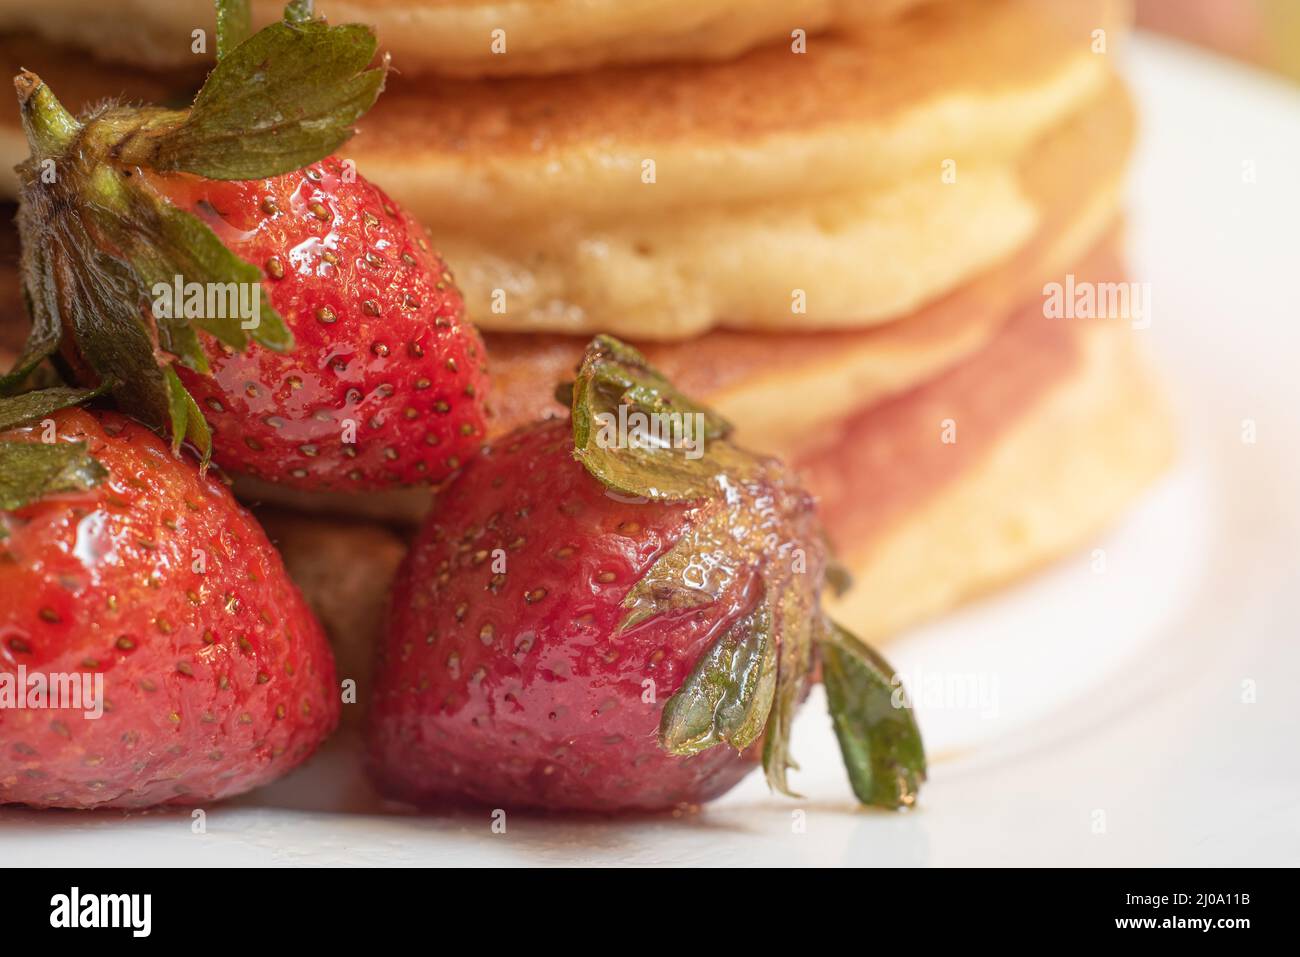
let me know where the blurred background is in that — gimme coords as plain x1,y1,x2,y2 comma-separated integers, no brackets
1138,0,1300,83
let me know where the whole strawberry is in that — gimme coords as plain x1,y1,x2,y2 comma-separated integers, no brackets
1,1,488,489
367,337,926,812
0,404,339,808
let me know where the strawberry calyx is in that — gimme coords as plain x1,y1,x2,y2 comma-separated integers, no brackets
571,334,741,500
565,336,927,808
1,0,389,463
0,386,108,511
659,598,778,757
0,386,104,433
0,439,107,514
821,620,927,808
0,389,108,511
113,1,387,181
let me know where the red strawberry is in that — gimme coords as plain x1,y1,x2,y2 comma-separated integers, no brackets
152,162,488,488
2,3,488,489
367,337,925,812
0,406,339,808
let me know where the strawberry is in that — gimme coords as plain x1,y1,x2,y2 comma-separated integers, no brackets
0,404,339,808
0,1,488,489
367,337,926,812
153,161,488,488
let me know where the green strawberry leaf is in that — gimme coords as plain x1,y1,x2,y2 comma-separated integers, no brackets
123,187,293,354
759,574,818,797
164,366,213,465
820,620,927,809
0,386,103,432
571,335,745,501
0,440,107,511
761,693,800,796
215,0,252,59
617,506,751,634
143,10,387,180
155,317,211,377
50,212,173,432
29,212,215,469
4,75,81,396
660,597,778,756
0,327,59,396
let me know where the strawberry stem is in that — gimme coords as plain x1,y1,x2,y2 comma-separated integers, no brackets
14,71,79,159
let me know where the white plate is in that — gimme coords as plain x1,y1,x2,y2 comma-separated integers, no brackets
4,34,1299,867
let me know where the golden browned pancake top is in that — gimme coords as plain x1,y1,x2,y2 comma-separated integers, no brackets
359,0,1117,159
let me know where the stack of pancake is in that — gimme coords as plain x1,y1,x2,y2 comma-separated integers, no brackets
0,0,1171,664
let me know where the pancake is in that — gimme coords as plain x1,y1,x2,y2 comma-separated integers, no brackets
810,307,1173,645
355,0,1125,225
0,0,1130,338
485,82,1132,454
342,0,1130,338
0,0,926,77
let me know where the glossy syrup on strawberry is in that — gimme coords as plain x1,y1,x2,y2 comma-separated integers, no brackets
0,409,339,808
153,160,489,489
